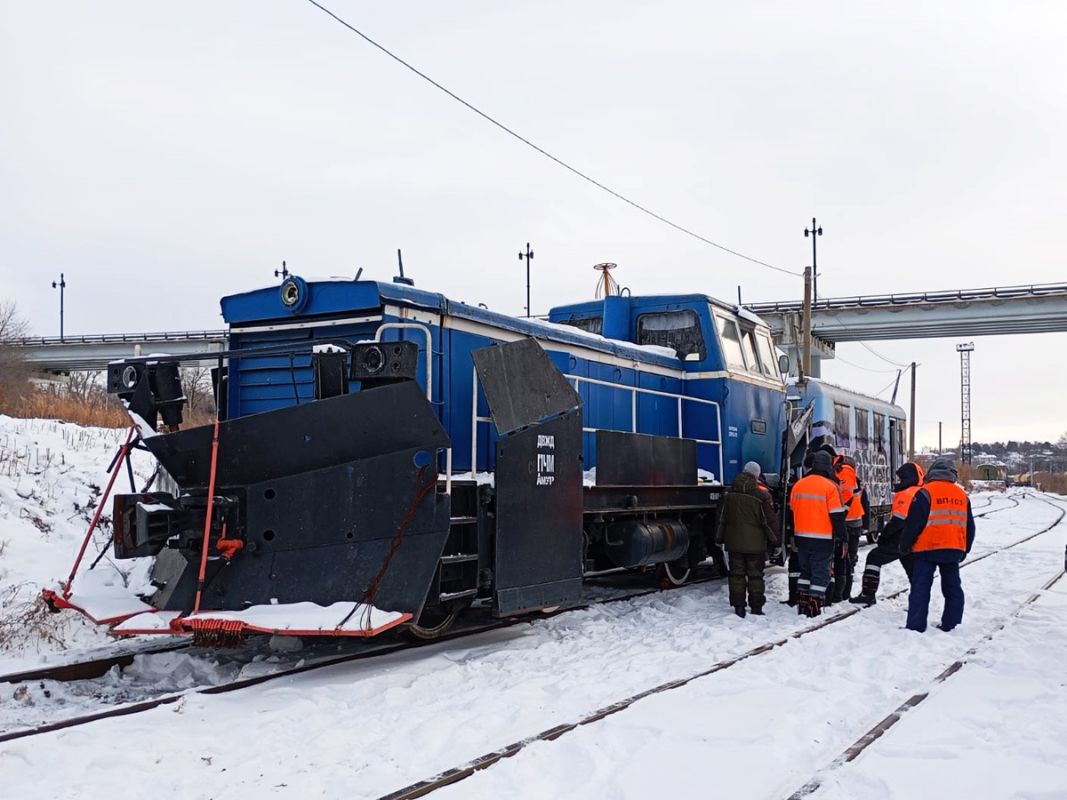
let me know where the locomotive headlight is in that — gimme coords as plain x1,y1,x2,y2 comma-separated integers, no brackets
122,365,140,390
278,275,310,313
281,278,301,308
360,345,386,375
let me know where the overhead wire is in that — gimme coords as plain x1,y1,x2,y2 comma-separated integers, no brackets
827,312,914,368
858,340,911,368
303,0,800,278
874,374,901,399
832,353,899,374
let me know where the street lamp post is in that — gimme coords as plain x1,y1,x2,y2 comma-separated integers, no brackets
804,218,823,303
51,273,66,342
518,243,534,318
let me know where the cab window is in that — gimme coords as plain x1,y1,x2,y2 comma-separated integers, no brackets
715,315,746,370
559,316,603,335
740,329,760,373
755,332,778,377
637,310,706,359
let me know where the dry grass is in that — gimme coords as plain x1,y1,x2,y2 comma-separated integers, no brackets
1033,472,1067,495
0,584,74,653
5,391,130,428
956,463,980,491
1,380,215,431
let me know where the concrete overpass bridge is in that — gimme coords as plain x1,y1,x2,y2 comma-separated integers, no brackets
9,330,227,372
747,282,1067,376
6,282,1066,376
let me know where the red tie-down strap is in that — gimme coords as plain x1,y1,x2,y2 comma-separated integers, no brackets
61,425,138,599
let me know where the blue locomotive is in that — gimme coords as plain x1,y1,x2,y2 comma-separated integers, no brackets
221,277,786,482
51,275,793,640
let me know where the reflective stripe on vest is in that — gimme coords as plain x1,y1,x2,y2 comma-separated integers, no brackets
892,485,923,519
913,481,969,553
790,474,844,539
836,463,864,521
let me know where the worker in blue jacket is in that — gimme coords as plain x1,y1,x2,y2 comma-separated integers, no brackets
899,458,976,632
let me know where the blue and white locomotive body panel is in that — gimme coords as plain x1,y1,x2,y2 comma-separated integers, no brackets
219,279,786,485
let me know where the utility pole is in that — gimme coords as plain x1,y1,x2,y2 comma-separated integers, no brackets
957,342,975,464
518,243,534,317
908,362,917,461
938,421,943,455
804,218,823,303
800,266,813,380
51,273,66,342
275,260,290,279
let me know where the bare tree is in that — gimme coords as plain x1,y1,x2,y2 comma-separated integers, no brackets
0,301,32,409
65,371,108,408
0,301,29,340
182,365,215,418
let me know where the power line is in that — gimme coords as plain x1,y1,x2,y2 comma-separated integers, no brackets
874,375,900,399
833,353,899,374
858,340,910,368
304,0,800,278
827,312,912,368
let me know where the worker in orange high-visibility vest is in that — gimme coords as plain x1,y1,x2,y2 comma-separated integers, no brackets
788,450,847,617
831,455,868,603
850,462,925,606
899,458,976,632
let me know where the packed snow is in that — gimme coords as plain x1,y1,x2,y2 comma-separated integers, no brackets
1,415,1065,799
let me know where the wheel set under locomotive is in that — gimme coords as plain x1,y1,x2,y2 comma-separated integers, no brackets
46,275,898,641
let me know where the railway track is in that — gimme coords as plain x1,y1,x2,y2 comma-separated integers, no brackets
0,641,191,685
973,492,1020,517
1,490,1052,753
786,564,1066,798
376,491,1066,800
0,568,725,744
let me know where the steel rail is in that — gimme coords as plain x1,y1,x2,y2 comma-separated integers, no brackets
787,563,1066,797
377,492,1065,800
0,570,723,744
973,493,1020,518
0,642,191,685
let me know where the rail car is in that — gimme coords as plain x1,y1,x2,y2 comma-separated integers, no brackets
48,275,790,639
787,379,907,537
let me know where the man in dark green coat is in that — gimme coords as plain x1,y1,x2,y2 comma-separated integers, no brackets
716,462,779,617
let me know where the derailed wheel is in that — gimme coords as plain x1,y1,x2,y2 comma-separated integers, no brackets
658,557,691,588
406,606,459,640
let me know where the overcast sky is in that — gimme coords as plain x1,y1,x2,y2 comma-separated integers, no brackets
3,1,1066,447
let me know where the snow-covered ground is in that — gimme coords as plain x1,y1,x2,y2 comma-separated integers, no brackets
1,416,1063,799
0,417,158,672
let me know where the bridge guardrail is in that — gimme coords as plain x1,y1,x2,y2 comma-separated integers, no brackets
8,330,228,346
747,282,1067,314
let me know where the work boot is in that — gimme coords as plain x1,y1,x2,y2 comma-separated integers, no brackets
797,593,809,616
733,606,746,618
850,593,876,607
808,597,823,618
750,605,765,615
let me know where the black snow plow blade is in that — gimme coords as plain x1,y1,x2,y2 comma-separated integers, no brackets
113,380,452,636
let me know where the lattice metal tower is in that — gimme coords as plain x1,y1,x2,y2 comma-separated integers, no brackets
957,342,975,463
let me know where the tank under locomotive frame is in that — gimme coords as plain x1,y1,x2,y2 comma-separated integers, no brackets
51,276,789,640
